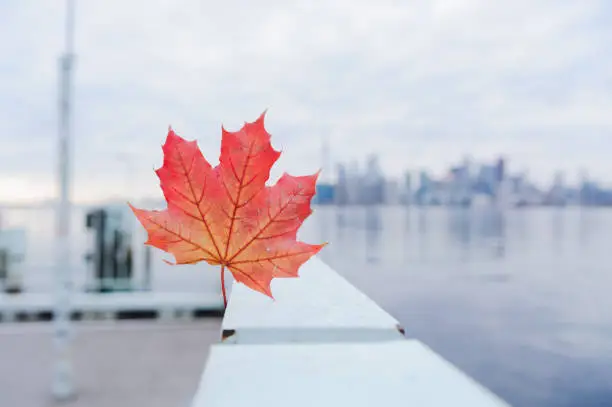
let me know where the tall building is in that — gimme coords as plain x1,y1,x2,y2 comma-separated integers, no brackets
494,158,507,204
478,165,497,195
403,171,412,205
320,128,332,183
346,160,361,205
315,184,335,205
495,157,505,183
384,179,400,205
334,163,348,205
314,128,334,205
363,154,384,205
419,171,430,189
415,171,431,205
449,163,471,206
546,170,567,206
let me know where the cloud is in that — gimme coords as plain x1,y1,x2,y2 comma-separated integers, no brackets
0,0,610,202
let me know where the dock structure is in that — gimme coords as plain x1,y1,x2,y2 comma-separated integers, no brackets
191,257,511,407
220,257,405,344
0,291,223,323
0,214,225,323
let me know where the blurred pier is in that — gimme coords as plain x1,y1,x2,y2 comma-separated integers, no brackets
0,203,225,404
0,320,221,407
0,204,224,321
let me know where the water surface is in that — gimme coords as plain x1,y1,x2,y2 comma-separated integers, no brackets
301,206,612,407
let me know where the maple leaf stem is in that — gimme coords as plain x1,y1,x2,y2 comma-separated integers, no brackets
220,265,227,309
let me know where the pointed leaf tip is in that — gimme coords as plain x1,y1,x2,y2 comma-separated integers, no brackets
257,109,268,123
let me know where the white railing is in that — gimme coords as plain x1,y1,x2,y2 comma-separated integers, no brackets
0,224,225,320
191,257,511,407
0,203,224,295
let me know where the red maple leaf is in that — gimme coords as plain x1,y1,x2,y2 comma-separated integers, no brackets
129,112,326,307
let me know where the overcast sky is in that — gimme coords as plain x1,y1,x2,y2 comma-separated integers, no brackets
1,0,611,203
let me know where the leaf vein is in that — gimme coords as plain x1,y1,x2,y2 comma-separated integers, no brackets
176,148,222,258
146,215,217,260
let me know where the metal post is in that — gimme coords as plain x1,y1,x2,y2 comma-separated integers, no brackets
53,0,76,400
321,129,330,183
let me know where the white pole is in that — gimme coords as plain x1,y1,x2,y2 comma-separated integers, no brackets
53,0,76,400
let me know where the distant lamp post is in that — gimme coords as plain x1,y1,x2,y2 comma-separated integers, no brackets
53,0,76,400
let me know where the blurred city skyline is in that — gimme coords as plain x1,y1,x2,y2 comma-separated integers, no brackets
319,154,612,207
1,0,611,203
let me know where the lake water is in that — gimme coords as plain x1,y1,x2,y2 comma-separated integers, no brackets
303,206,612,407
2,205,612,406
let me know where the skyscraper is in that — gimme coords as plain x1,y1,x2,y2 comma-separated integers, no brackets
320,128,331,184
364,154,383,204
403,171,412,205
495,157,505,183
347,160,361,204
334,163,348,205
314,127,334,205
415,171,431,205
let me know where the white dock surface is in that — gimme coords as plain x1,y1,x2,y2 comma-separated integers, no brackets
222,257,404,343
200,257,512,406
193,340,510,407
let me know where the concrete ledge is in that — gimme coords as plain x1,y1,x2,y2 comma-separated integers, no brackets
221,257,405,344
193,341,510,407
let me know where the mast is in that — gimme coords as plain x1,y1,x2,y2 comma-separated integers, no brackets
53,0,76,399
321,128,331,183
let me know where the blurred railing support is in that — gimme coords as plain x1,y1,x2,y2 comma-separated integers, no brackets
53,0,76,400
0,229,26,294
191,257,511,407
